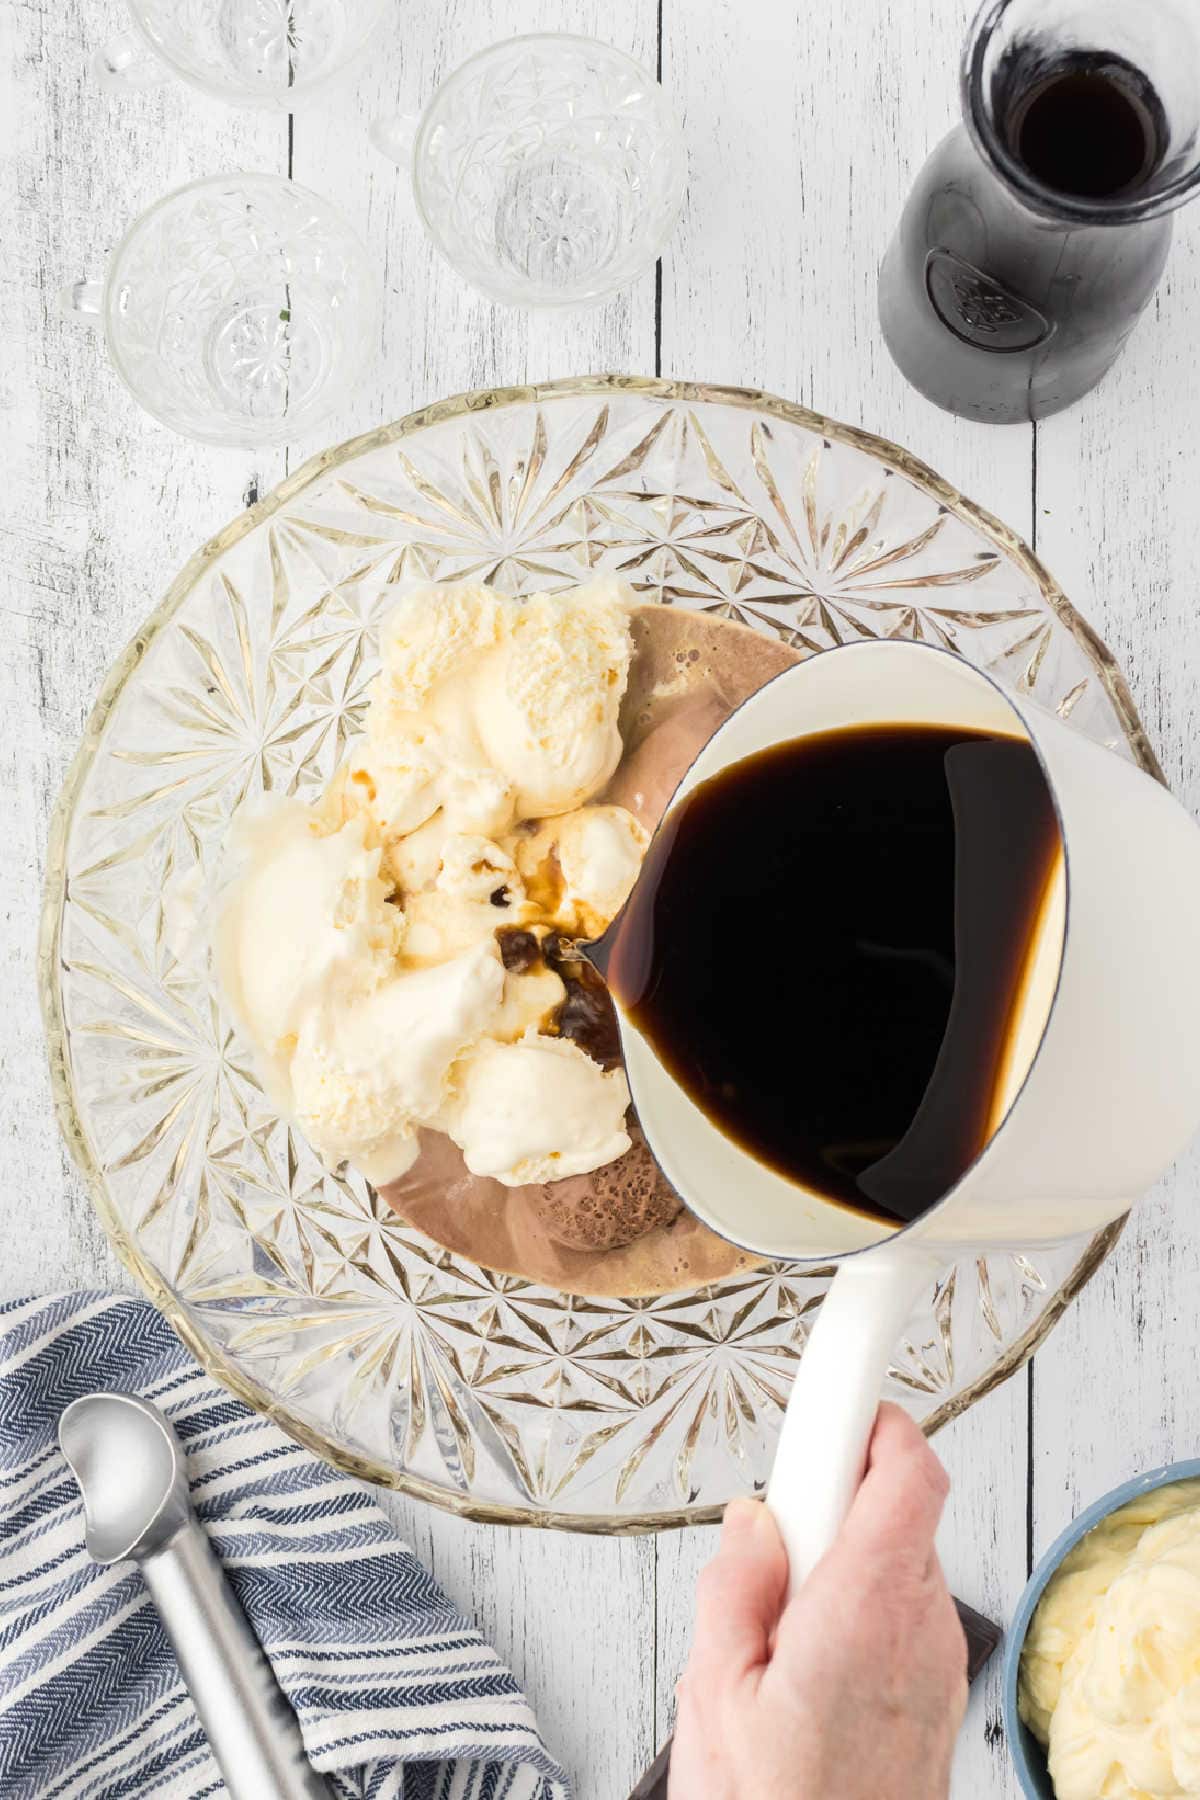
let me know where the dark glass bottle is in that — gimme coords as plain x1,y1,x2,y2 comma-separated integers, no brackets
879,0,1200,424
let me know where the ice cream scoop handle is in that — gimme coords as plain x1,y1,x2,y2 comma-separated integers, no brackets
767,1248,943,1598
141,1521,332,1799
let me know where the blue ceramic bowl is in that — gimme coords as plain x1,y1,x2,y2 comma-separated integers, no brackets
1003,1457,1200,1798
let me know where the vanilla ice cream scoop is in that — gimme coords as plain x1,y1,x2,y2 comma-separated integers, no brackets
353,577,632,845
214,804,401,1086
441,1033,632,1186
291,941,505,1184
437,834,522,905
510,805,648,939
376,583,508,714
212,578,645,1199
1020,1478,1200,1800
472,584,631,815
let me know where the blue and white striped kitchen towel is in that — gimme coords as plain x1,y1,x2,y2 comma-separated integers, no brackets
0,1293,570,1800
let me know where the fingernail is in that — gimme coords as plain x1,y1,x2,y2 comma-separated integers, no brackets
722,1497,763,1541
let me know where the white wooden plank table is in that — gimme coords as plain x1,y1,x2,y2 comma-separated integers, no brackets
4,1,1200,1795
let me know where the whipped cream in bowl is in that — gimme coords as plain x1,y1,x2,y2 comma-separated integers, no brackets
1005,1460,1200,1800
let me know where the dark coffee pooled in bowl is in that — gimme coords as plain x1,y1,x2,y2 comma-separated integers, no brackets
496,925,623,1070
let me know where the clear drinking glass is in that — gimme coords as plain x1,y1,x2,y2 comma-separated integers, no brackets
95,0,391,109
373,33,688,307
59,174,380,447
879,0,1200,422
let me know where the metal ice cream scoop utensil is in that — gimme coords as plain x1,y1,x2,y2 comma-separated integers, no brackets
59,1392,331,1800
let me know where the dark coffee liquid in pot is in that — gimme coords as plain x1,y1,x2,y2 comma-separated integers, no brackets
877,50,1171,422
603,724,1063,1227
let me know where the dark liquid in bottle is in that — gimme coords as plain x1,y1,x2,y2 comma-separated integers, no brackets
1007,64,1163,199
603,725,1063,1227
878,49,1173,421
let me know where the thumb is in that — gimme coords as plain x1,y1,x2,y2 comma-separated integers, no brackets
685,1499,789,1691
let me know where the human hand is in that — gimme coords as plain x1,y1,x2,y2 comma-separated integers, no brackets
669,1403,968,1800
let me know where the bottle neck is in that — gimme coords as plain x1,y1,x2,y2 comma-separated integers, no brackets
961,28,1196,228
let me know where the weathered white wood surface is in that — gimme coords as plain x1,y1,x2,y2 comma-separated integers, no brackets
4,0,1200,1794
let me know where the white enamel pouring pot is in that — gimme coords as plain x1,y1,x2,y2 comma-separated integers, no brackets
605,640,1200,1594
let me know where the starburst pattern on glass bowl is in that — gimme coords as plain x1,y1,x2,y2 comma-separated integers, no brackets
43,378,1137,1526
